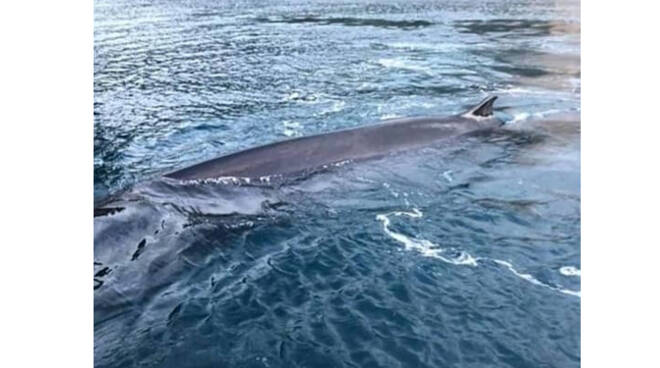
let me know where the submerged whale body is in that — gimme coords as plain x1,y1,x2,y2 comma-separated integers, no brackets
166,96,501,181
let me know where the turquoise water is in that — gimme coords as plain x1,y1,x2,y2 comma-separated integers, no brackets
94,0,580,367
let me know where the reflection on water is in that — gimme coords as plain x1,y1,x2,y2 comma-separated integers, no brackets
95,0,580,367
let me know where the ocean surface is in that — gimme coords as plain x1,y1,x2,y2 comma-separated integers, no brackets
94,0,580,367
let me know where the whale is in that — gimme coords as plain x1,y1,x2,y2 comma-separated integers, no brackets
93,95,501,216
165,95,501,181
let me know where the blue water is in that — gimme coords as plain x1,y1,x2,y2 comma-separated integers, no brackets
94,0,580,367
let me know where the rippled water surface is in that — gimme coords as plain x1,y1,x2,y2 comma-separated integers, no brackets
94,0,580,367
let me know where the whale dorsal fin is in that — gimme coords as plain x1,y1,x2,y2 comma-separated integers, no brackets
466,96,497,117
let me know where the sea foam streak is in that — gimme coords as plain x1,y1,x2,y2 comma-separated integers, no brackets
494,260,581,297
559,266,581,277
377,208,580,297
376,209,478,266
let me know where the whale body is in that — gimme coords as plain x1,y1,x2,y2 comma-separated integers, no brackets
166,96,501,181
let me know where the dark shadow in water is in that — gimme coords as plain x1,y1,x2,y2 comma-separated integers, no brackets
492,65,551,78
131,239,147,261
258,16,432,30
355,84,469,98
94,206,125,217
470,46,577,83
454,19,557,37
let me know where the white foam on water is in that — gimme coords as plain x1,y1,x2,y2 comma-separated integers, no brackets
329,100,345,113
376,208,580,298
442,170,454,182
281,91,322,104
492,259,547,287
386,42,464,52
376,209,478,266
493,260,581,298
377,58,431,74
508,112,530,124
496,87,576,101
505,109,565,125
381,113,400,120
559,266,581,277
317,100,346,116
282,91,301,101
282,120,302,137
497,87,550,96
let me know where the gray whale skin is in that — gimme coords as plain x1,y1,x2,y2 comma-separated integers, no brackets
165,96,501,181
